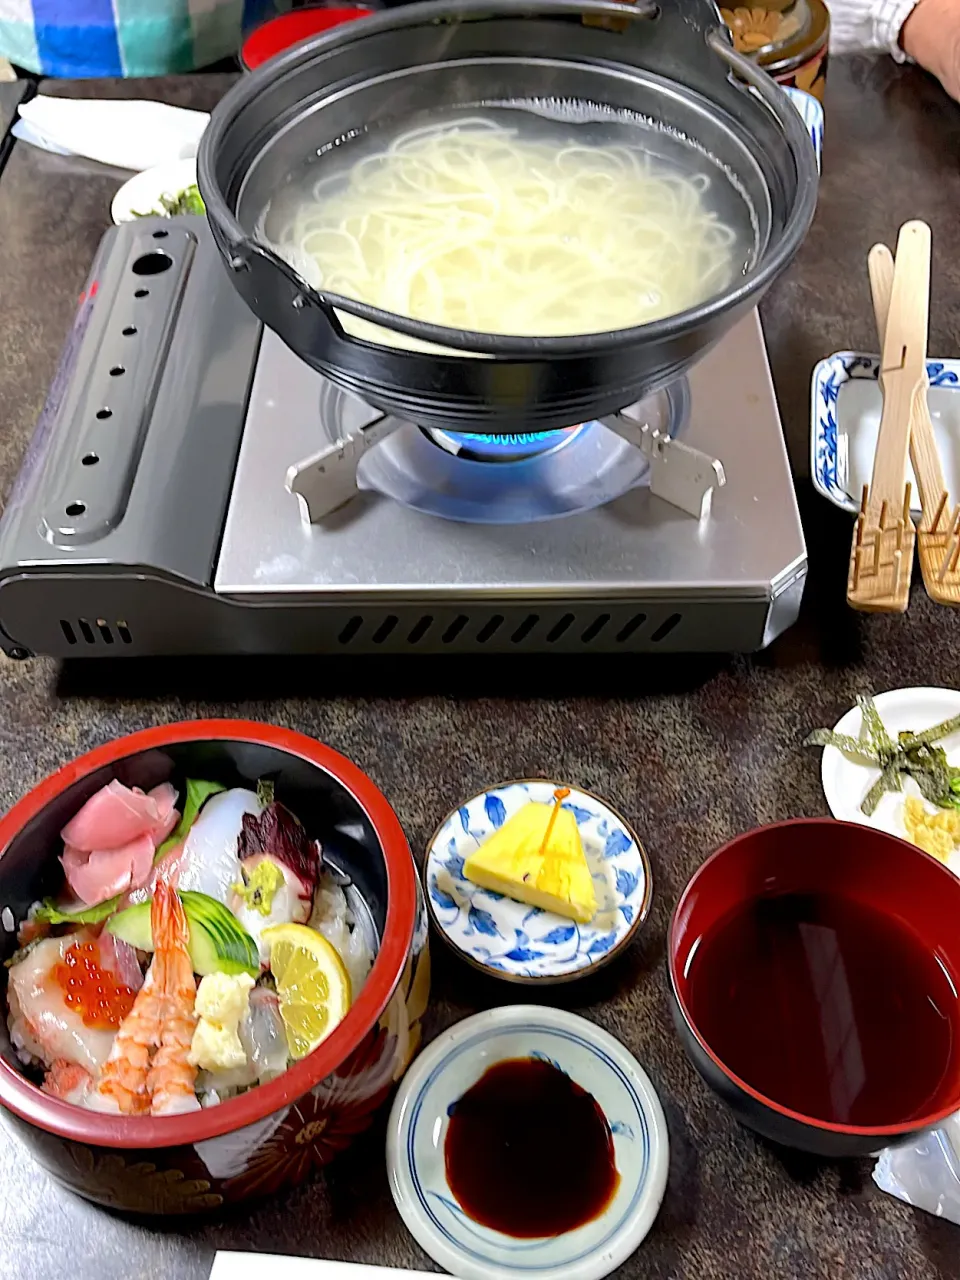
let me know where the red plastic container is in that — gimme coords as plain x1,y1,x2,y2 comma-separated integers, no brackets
241,6,373,70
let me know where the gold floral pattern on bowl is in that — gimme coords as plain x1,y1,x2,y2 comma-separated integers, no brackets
721,6,785,53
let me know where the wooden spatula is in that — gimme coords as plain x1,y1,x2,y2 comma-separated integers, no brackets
868,241,960,605
847,221,930,612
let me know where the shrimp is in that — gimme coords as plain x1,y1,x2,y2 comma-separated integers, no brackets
87,941,164,1115
88,882,199,1115
147,881,200,1116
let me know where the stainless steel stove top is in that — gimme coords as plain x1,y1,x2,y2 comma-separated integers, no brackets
0,219,806,658
215,312,805,642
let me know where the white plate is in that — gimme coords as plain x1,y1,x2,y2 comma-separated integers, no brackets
111,158,198,224
386,1006,669,1280
818,688,960,858
424,780,651,984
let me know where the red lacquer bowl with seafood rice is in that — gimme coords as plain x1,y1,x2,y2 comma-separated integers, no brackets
0,721,429,1213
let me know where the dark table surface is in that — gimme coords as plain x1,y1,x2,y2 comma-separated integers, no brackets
1,58,960,1280
0,81,27,138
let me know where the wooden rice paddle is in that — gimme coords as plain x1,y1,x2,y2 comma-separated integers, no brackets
847,221,929,612
868,240,960,605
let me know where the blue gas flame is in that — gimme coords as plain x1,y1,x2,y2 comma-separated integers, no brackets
436,427,581,461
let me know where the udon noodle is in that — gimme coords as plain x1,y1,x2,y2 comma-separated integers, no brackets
265,116,739,345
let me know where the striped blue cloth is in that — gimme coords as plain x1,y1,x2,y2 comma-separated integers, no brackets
0,0,282,76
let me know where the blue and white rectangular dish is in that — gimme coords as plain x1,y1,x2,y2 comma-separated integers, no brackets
811,351,960,515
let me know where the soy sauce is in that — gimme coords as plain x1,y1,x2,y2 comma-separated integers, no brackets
444,1056,619,1237
686,891,960,1126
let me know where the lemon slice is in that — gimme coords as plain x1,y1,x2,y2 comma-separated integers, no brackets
261,923,352,1059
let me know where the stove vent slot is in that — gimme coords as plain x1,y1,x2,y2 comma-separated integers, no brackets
616,613,646,642
511,614,539,644
581,613,611,643
338,616,363,645
546,614,575,643
650,613,682,643
372,615,399,644
442,615,469,644
60,618,134,647
476,615,504,644
407,616,433,644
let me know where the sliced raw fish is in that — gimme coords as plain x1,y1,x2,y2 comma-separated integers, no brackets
241,988,288,1082
42,1059,94,1104
147,782,179,844
173,788,263,904
98,932,144,992
6,934,116,1074
61,780,165,851
143,840,184,898
61,831,156,906
196,987,288,1095
231,854,313,962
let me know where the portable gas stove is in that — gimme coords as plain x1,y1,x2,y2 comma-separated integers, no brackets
0,219,806,659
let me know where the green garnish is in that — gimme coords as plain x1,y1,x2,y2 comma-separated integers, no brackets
132,183,205,219
805,694,960,816
232,858,284,917
155,778,226,860
34,896,122,926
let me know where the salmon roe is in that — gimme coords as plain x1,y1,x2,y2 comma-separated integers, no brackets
53,941,136,1030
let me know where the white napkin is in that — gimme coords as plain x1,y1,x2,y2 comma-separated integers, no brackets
13,96,209,172
209,1255,442,1279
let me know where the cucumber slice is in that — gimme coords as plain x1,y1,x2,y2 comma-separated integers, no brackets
107,900,153,951
107,890,258,977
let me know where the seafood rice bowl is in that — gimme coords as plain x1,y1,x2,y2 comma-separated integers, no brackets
0,721,428,1213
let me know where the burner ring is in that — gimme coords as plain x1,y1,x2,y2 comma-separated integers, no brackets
317,379,690,524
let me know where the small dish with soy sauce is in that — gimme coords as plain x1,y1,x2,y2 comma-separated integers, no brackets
386,1005,668,1280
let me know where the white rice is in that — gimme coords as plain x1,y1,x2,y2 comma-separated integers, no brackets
308,872,376,995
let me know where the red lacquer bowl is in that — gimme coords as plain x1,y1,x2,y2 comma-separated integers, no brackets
0,721,429,1213
241,6,373,70
669,818,960,1157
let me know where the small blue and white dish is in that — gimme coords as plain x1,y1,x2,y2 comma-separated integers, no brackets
386,1005,669,1280
782,87,823,173
811,350,960,514
424,779,652,984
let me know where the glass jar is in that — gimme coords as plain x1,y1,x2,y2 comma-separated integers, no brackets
720,0,830,105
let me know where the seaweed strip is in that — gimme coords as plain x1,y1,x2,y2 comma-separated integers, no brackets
805,695,960,816
862,762,901,816
857,694,895,756
803,729,879,762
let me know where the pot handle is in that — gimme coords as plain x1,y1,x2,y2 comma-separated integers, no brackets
605,0,737,89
